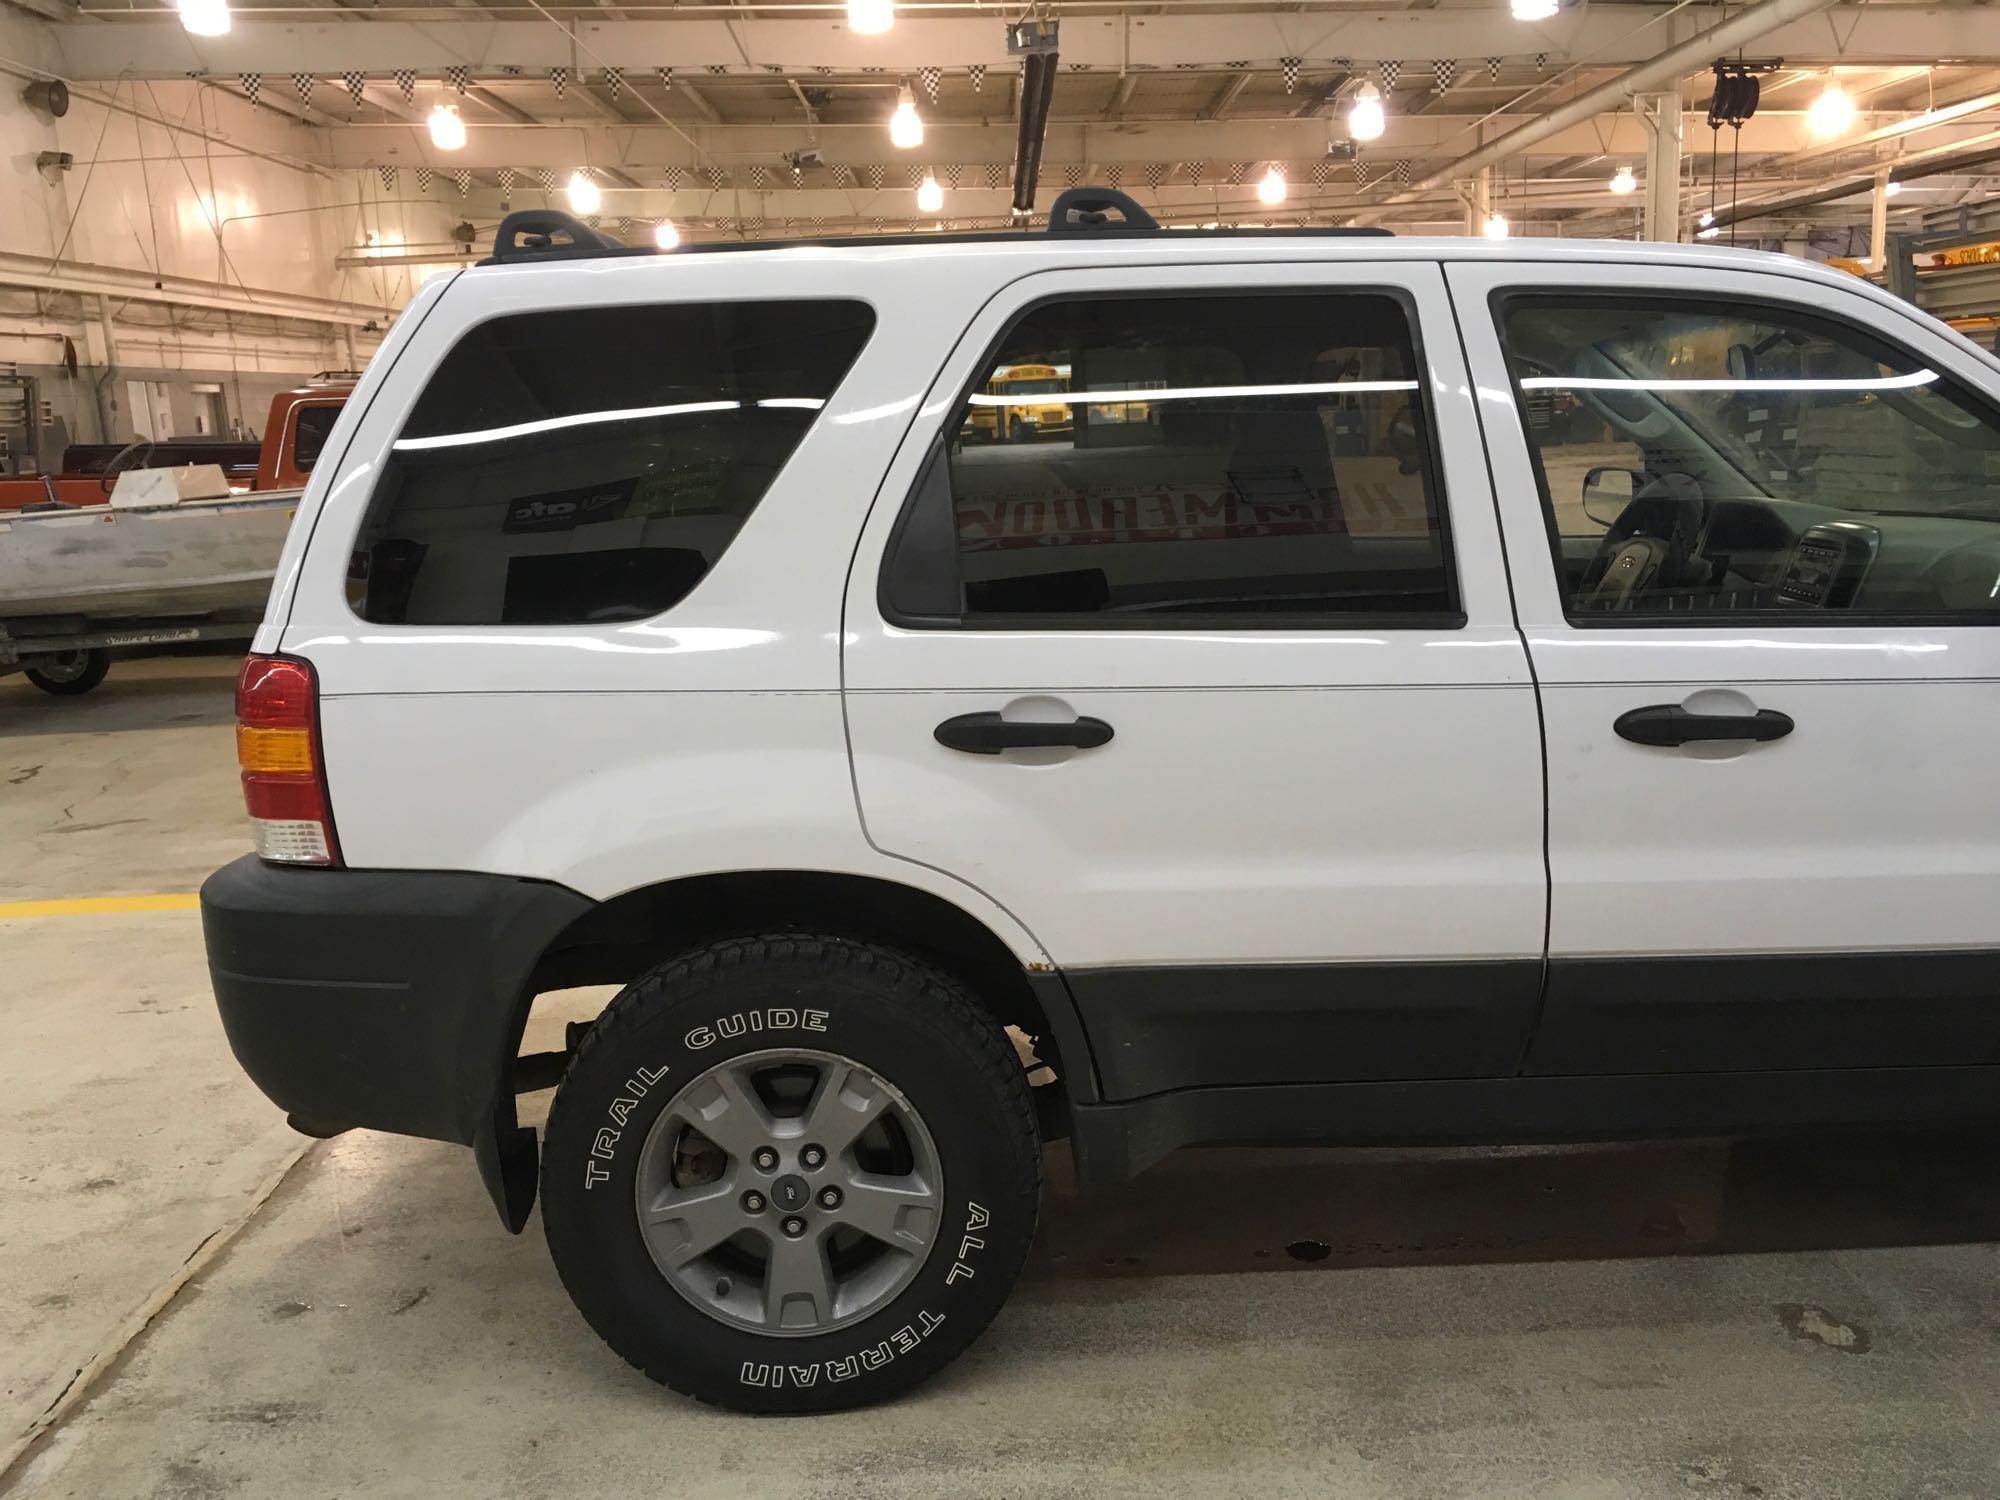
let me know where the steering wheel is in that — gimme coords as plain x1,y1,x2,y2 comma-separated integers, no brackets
1580,472,1705,609
99,438,157,492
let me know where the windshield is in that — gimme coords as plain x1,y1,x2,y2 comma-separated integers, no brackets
1509,301,2000,522
992,378,1067,397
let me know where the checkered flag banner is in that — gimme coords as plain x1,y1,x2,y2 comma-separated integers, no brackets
836,164,857,187
664,166,684,189
812,215,826,228
1535,52,1549,71
705,64,728,75
291,73,314,103
451,169,472,195
602,68,623,99
1069,62,1089,72
1352,160,1373,187
534,168,557,191
704,165,726,188
378,165,397,191
416,166,432,192
615,217,631,233
791,161,803,186
550,68,568,98
945,163,961,189
1105,164,1121,189
239,74,261,105
1065,164,1083,187
497,167,516,194
1224,60,1248,70
1393,159,1411,184
1486,57,1501,83
907,164,923,188
1143,162,1163,187
968,64,985,92
984,162,1005,189
1280,57,1301,93
1378,60,1402,90
751,165,769,187
1312,159,1329,187
1335,57,1351,72
342,71,366,108
657,67,673,91
1224,161,1246,185
1433,59,1456,93
746,217,765,236
446,65,470,95
865,163,884,189
393,69,416,105
1186,161,1204,186
919,67,942,104
585,214,601,228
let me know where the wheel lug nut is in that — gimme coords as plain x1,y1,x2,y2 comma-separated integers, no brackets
741,1190,765,1213
781,1216,807,1238
753,1147,778,1171
801,1145,826,1170
818,1186,842,1210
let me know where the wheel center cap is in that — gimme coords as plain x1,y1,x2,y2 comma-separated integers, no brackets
771,1174,809,1212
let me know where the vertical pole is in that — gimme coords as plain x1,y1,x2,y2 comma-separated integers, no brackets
1462,166,1491,236
1869,167,1891,273
1636,85,1683,242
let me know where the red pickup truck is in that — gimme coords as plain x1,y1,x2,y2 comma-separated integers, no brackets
0,378,351,512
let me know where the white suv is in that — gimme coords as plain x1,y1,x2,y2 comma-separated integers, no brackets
201,191,2000,1413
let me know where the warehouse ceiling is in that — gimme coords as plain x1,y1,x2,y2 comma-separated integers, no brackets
15,0,2000,244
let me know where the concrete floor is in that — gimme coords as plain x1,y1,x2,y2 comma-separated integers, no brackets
4,655,1999,1498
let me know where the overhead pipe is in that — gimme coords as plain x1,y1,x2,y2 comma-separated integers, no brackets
1355,0,1844,223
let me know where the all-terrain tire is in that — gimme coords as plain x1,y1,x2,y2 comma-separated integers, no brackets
540,934,1042,1413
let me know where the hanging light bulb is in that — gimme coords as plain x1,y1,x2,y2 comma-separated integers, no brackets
176,0,230,37
847,0,895,34
566,170,601,215
1884,178,1903,197
1697,225,1722,240
1698,209,1715,227
1807,78,1855,138
1510,0,1560,20
1347,82,1386,142
654,219,680,249
1256,166,1288,206
1483,211,1510,239
1608,164,1637,196
916,173,944,213
427,104,466,151
889,85,924,148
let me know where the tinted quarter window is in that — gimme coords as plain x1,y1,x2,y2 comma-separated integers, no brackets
354,300,874,625
292,405,339,473
895,292,1453,625
1503,296,2000,620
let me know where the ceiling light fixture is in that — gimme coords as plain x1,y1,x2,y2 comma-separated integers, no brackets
427,104,466,151
1608,165,1637,196
1256,166,1287,205
847,0,894,35
1347,82,1386,142
1884,178,1903,197
916,173,944,212
889,85,924,149
654,220,680,249
1510,0,1560,21
176,0,230,37
1807,78,1855,138
566,170,601,215
1483,211,1510,239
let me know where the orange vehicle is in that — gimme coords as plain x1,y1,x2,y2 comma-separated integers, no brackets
0,377,352,512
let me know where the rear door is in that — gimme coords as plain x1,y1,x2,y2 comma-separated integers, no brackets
1449,257,2000,1074
843,259,1548,1100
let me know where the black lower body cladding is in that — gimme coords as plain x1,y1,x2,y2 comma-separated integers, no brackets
200,854,592,1155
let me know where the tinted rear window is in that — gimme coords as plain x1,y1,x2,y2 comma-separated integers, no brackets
352,300,874,625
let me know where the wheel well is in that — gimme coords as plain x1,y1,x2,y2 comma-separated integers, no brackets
521,871,1082,1090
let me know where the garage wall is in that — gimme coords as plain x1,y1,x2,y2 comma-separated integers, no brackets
1,11,462,456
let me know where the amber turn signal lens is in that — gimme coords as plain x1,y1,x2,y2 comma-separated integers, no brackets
236,724,314,773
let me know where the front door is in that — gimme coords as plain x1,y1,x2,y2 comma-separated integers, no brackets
843,260,1547,1100
1449,258,2000,1074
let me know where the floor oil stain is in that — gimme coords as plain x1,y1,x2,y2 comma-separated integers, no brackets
1776,1303,1872,1353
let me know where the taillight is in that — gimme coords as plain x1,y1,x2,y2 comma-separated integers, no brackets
235,655,341,867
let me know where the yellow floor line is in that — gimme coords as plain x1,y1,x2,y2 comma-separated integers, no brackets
0,892,201,919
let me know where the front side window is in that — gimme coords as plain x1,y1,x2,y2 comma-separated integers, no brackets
354,300,874,625
885,292,1455,626
1503,295,2000,620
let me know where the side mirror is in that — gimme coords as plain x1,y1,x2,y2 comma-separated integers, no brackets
1581,465,1641,527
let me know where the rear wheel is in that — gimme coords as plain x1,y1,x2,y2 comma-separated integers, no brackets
541,934,1041,1412
25,649,110,696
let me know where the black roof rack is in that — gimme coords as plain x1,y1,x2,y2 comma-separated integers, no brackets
480,192,1391,266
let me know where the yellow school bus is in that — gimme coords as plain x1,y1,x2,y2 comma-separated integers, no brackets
964,363,1073,441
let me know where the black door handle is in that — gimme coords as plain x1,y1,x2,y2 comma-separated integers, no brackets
1614,704,1794,747
934,712,1114,755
